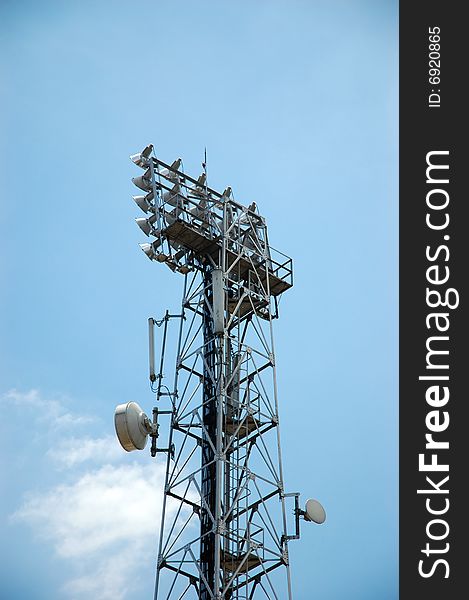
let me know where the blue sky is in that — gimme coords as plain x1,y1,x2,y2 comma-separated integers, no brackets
0,1,398,599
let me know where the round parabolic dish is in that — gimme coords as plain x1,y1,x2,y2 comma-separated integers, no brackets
114,401,148,451
305,498,326,524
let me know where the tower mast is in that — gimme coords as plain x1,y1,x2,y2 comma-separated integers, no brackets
115,145,325,599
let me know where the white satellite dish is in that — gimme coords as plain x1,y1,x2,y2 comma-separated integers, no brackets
114,401,153,452
304,498,326,524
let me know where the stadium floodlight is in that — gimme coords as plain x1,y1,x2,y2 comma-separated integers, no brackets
130,144,154,169
136,215,158,237
189,198,207,219
188,172,206,197
162,183,185,207
157,158,182,183
132,169,152,192
140,243,154,259
140,239,162,260
133,193,155,214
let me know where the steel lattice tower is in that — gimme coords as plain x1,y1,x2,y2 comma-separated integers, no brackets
118,145,323,600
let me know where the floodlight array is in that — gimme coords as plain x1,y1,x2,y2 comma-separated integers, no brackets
132,145,239,277
130,146,197,274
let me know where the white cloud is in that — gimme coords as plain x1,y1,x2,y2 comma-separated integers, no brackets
46,435,122,468
5,388,187,599
17,463,167,557
62,541,143,600
1,388,93,429
14,462,175,600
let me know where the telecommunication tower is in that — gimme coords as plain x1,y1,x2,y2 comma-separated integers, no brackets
115,145,325,600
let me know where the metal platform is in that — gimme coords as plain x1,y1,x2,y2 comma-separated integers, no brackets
224,415,260,438
227,295,269,320
164,219,292,297
222,551,263,573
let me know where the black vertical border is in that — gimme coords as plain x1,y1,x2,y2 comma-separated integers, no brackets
400,3,465,598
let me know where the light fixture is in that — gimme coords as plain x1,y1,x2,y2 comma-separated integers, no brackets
162,183,185,208
133,193,155,214
136,214,158,237
169,241,186,263
157,158,182,183
140,243,154,259
130,144,154,168
140,239,162,260
190,198,207,219
114,401,154,451
188,172,206,197
132,168,152,192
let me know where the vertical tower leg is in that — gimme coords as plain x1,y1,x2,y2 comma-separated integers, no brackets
200,264,217,599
